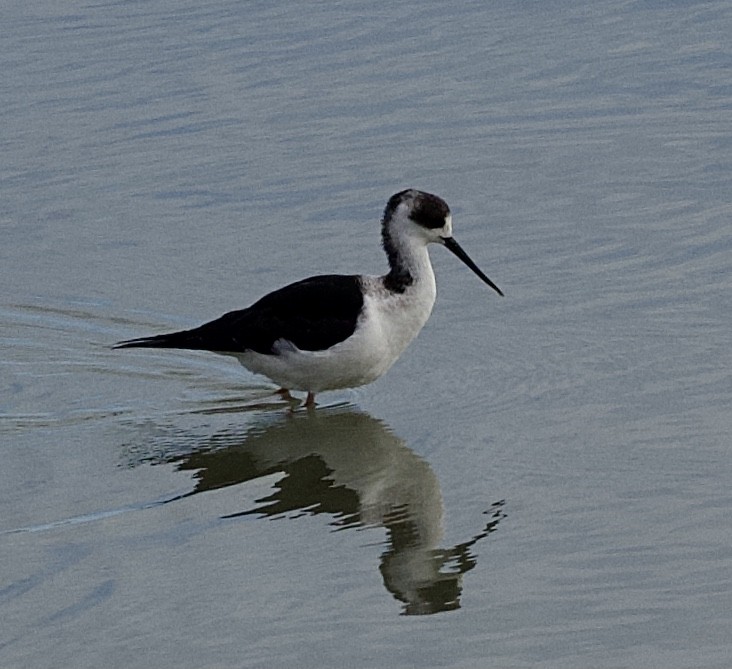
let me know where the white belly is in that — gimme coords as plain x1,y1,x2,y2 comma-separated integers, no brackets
234,277,436,392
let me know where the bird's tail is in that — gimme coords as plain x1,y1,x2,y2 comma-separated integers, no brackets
113,329,202,350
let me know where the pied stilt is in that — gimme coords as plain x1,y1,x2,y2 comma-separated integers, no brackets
115,189,503,406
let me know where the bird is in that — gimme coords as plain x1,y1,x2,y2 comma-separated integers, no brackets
115,189,503,407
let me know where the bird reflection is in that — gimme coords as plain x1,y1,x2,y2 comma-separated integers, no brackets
146,406,505,615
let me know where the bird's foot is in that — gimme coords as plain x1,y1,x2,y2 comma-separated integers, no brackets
275,388,294,401
304,392,317,408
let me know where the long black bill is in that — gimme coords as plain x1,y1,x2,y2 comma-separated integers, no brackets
442,236,504,296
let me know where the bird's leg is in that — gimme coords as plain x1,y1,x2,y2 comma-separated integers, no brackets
304,392,316,408
275,388,294,401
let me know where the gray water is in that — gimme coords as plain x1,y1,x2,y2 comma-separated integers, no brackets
2,1,732,667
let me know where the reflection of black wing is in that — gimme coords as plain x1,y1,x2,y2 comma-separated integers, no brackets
115,274,364,354
219,454,361,524
171,448,359,520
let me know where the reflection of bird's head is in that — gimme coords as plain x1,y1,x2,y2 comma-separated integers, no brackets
379,545,464,616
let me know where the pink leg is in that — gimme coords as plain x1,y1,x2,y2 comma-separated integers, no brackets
276,388,294,401
304,392,316,407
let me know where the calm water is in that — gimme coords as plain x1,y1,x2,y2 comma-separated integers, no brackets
2,1,732,667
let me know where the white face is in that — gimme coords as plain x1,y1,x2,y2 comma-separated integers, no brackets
383,189,454,247
405,208,452,245
441,214,453,238
393,195,453,244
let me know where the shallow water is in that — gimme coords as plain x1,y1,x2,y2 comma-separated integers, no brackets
2,1,732,667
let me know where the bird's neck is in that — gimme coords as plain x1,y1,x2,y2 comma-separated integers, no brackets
382,226,435,295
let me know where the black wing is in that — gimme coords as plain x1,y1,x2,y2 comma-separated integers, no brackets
114,274,364,355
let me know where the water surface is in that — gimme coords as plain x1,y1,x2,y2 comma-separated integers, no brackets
2,1,731,667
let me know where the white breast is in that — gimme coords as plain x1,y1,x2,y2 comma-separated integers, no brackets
346,272,437,381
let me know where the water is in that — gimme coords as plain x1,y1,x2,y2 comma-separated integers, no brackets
2,1,732,667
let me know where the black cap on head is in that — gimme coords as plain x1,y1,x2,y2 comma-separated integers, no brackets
383,189,450,230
